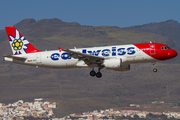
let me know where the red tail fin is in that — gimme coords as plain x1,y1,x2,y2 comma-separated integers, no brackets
5,26,41,55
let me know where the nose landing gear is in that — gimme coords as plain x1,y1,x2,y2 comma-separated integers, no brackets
153,68,157,72
152,62,157,72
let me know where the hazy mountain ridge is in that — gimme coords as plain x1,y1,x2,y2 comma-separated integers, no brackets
0,18,179,117
125,20,180,48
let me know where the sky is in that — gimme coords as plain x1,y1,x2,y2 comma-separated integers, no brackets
0,0,180,30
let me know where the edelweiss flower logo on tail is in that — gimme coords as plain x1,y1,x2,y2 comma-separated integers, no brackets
9,29,29,55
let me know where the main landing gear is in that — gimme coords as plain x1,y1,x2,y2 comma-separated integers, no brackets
90,68,102,78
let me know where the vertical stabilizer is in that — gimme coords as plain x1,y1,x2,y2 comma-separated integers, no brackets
5,26,41,55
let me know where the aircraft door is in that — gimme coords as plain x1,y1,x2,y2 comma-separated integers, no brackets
150,44,156,55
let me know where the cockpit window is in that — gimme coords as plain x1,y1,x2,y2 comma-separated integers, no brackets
161,46,170,50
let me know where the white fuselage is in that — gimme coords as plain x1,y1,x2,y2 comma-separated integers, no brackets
5,44,157,69
4,26,178,78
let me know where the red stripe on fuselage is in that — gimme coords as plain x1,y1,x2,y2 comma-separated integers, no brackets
134,43,177,61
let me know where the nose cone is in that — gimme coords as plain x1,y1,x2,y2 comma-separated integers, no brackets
169,49,178,59
167,49,178,59
158,49,178,61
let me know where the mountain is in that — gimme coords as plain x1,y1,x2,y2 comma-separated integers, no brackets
124,20,180,48
0,18,179,117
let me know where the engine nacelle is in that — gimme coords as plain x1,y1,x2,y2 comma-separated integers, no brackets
103,58,130,71
103,58,121,69
113,64,130,71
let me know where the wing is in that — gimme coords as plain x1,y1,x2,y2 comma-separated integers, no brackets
63,49,104,65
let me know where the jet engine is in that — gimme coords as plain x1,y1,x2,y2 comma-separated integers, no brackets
103,58,130,71
103,58,121,69
113,64,130,71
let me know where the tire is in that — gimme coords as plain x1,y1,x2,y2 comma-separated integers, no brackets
96,72,102,78
90,70,96,76
153,68,157,72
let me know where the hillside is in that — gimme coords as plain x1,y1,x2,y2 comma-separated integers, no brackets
124,20,180,63
125,20,180,48
0,18,179,117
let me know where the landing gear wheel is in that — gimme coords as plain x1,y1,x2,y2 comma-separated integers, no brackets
96,72,102,78
90,70,96,77
153,68,157,72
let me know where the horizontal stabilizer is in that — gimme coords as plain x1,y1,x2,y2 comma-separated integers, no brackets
3,55,27,60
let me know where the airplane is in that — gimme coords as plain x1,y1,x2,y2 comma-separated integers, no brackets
3,26,178,78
